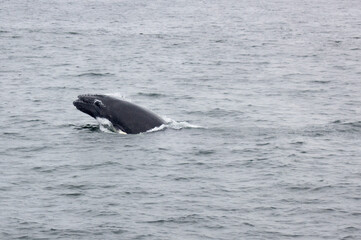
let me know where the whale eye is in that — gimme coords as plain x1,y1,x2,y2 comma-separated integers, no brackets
94,100,104,107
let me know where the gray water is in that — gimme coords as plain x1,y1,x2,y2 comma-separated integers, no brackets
1,0,360,239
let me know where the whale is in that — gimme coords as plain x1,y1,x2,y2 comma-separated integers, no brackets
73,94,165,134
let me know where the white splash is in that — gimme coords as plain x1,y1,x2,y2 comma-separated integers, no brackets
163,116,203,129
146,124,167,133
146,116,204,133
95,117,121,134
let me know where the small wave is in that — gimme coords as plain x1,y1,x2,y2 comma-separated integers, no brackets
195,150,215,155
60,192,84,197
144,214,205,224
341,121,361,128
66,31,81,35
311,80,331,84
74,124,100,132
137,92,167,98
77,72,114,77
330,120,361,133
300,120,361,138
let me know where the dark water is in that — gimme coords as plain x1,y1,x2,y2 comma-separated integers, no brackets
1,0,360,239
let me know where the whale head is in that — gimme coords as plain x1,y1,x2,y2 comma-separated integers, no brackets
73,94,109,119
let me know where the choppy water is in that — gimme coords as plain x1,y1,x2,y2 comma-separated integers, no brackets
1,0,361,239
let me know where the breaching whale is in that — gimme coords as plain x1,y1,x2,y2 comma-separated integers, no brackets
73,94,165,134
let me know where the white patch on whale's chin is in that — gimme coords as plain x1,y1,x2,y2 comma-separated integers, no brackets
117,129,127,135
95,117,127,135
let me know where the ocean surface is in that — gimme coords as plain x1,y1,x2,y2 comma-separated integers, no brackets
1,0,360,239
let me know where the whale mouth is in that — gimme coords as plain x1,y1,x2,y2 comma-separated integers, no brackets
73,94,102,118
